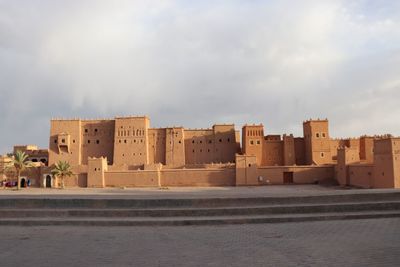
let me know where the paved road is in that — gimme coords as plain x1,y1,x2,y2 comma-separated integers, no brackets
1,185,399,199
0,218,399,267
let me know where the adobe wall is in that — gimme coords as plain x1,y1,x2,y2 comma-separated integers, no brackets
49,119,115,166
348,164,374,188
162,168,235,186
247,166,334,186
184,125,236,165
303,120,332,165
113,117,150,166
330,139,345,160
105,170,159,187
213,125,238,163
103,168,235,187
360,137,374,163
336,147,360,186
373,139,395,188
294,137,306,165
49,119,82,166
235,154,257,186
283,134,295,166
165,128,185,166
262,140,283,166
148,128,166,165
54,165,88,188
235,154,334,186
392,140,400,188
87,157,108,187
242,125,264,166
184,129,214,164
20,167,42,187
81,120,115,165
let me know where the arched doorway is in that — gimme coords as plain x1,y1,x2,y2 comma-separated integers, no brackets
45,175,52,188
21,178,26,188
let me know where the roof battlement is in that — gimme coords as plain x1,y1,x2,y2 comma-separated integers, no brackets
51,115,150,122
303,118,329,124
242,123,264,128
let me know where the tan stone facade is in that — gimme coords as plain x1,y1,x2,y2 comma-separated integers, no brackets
2,116,399,189
49,116,239,168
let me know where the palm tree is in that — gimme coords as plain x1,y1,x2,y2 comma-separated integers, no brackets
10,151,33,190
51,161,73,189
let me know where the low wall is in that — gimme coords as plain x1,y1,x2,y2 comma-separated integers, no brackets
105,170,159,187
162,168,235,186
103,168,235,187
243,166,335,185
348,164,374,189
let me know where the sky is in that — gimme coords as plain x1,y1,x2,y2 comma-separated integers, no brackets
0,0,400,153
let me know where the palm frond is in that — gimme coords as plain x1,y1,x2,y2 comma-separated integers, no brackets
11,151,33,172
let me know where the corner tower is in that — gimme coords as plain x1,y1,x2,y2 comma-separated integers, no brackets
303,119,332,165
242,124,264,166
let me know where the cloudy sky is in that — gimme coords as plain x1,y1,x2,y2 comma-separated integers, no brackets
0,0,400,153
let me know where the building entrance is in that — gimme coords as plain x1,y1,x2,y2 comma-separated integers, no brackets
46,175,52,188
283,172,294,184
21,178,26,188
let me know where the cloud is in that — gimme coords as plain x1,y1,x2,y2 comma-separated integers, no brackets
0,0,400,153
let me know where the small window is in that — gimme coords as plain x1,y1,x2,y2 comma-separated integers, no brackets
200,141,202,144
219,139,222,143
256,140,260,145
208,149,210,152
88,140,91,144
73,140,76,143
200,149,202,152
208,140,212,144
227,138,230,142
94,168,97,171
85,129,88,133
119,140,121,143
248,164,251,167
192,140,195,144
61,139,65,143
96,140,100,144
316,133,320,138
94,129,98,133
321,152,324,158
322,133,326,138
179,140,182,144
250,140,254,145
192,149,195,153
54,139,57,144
124,140,127,143
134,139,136,143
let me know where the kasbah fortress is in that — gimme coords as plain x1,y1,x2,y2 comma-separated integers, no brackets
1,115,400,189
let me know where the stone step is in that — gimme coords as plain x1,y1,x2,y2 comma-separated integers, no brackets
1,192,400,208
1,201,400,218
0,211,399,226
